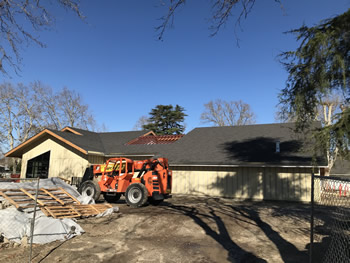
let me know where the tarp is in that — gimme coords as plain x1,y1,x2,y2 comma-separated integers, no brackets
0,177,81,199
0,178,95,211
0,207,84,244
0,178,116,244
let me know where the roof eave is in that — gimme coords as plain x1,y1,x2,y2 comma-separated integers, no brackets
169,163,327,168
5,129,88,158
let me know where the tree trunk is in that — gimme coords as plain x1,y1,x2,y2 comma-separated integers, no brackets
12,158,17,174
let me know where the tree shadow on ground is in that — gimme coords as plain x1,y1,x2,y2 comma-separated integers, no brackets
162,202,267,263
160,195,315,263
208,171,312,262
230,203,308,263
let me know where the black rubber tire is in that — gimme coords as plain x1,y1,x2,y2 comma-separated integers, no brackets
125,183,148,208
149,198,164,206
103,193,121,203
79,180,101,201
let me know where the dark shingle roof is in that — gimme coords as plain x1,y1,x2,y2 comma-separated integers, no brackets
99,131,150,153
19,123,326,167
48,129,105,152
160,122,327,166
49,129,146,154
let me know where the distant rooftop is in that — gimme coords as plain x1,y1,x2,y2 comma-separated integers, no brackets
127,134,184,145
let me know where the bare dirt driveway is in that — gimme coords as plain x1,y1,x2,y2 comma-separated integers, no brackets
1,196,314,263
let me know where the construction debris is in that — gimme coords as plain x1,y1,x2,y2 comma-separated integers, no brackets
0,187,80,210
0,186,113,219
0,178,118,245
41,204,113,219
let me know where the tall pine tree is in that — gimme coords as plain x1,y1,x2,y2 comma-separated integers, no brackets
142,105,186,135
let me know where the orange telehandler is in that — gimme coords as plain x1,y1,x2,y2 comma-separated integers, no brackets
78,157,172,207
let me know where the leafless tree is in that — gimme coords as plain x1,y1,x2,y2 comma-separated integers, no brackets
32,82,63,130
201,99,256,126
0,82,96,153
0,83,39,150
0,0,83,75
156,0,282,41
0,83,40,172
133,116,150,131
57,87,96,130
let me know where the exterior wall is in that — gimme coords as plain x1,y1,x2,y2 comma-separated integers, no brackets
88,155,105,164
171,166,313,202
21,138,89,181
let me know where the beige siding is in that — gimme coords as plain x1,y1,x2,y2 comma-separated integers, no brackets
21,138,89,181
171,166,313,202
88,155,105,164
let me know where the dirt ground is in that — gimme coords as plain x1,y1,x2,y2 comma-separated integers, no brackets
0,196,316,263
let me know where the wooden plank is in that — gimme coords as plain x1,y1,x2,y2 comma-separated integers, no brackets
11,200,35,204
58,188,80,204
75,205,100,214
40,188,65,205
20,188,46,206
4,193,29,196
44,206,81,219
43,207,57,218
0,189,28,192
0,191,20,208
43,188,69,191
40,207,50,216
56,215,80,219
91,204,112,212
72,204,112,217
8,198,33,202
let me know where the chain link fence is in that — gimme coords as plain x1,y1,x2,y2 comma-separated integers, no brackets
310,174,350,263
0,176,40,262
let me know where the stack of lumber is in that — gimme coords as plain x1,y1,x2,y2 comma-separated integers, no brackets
0,187,112,219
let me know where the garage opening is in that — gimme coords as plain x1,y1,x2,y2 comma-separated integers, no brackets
26,151,50,178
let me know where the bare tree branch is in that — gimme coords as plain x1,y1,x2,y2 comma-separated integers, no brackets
156,0,282,41
0,82,97,153
133,115,150,131
0,0,84,75
201,99,256,126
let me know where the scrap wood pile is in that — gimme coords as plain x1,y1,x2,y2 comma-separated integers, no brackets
0,187,112,219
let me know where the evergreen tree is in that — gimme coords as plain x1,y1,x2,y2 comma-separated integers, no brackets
142,105,187,135
279,9,350,161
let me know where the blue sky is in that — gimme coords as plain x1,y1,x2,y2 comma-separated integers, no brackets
2,0,349,132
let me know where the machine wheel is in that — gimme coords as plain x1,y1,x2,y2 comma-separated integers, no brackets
79,180,101,201
149,198,164,206
125,183,148,208
103,193,121,203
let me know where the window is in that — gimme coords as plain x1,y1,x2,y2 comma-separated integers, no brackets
276,141,280,153
26,151,50,179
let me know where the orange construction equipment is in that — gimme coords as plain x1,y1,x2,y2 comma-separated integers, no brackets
78,158,172,207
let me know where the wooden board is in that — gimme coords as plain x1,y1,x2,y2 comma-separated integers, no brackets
43,206,81,219
0,188,114,219
0,188,80,209
43,204,113,219
72,204,113,217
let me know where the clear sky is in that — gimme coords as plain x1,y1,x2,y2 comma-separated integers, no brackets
2,0,349,132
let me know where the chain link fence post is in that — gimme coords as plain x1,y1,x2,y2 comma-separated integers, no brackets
29,177,40,263
310,172,314,263
0,176,40,262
